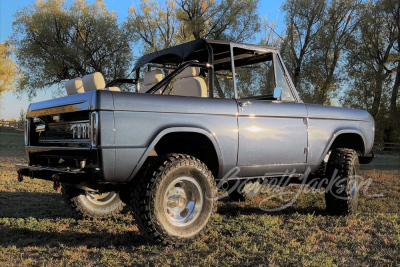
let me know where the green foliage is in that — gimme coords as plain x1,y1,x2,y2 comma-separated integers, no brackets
18,109,26,124
272,0,399,141
280,0,361,105
175,0,260,41
341,0,399,142
125,0,183,53
126,0,261,53
12,0,132,98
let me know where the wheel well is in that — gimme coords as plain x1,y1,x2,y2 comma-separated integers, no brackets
153,132,220,178
329,133,365,154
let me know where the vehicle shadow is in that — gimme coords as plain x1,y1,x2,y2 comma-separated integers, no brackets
217,201,327,217
217,194,327,216
0,191,71,219
0,191,132,219
0,226,150,248
0,191,328,250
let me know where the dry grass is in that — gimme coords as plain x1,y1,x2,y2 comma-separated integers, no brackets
0,128,399,266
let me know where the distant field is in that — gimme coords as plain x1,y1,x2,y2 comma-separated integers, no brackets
0,128,399,266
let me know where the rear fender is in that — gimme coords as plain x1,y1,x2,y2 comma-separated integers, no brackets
125,127,223,183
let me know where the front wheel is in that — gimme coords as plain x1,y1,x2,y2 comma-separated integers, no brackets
131,154,217,245
61,185,125,219
324,148,360,215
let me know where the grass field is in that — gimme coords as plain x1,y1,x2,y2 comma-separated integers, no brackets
0,128,399,266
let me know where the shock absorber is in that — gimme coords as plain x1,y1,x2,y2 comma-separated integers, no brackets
52,174,61,191
17,169,24,182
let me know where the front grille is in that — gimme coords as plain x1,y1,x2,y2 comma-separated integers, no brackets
37,121,90,144
29,111,92,147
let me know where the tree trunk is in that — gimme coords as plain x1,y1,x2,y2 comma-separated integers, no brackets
293,64,301,89
390,63,400,116
370,66,385,118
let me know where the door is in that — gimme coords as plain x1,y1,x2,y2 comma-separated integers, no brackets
232,46,308,176
237,101,308,176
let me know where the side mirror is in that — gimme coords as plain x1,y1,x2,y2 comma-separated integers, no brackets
273,87,282,101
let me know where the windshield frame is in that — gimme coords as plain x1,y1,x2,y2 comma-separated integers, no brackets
230,43,301,102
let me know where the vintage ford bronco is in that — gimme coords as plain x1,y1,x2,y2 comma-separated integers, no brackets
16,39,375,245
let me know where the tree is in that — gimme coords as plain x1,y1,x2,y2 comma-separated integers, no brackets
342,0,399,142
0,41,21,96
302,0,361,104
279,0,361,104
281,0,328,91
346,0,397,118
19,109,26,124
175,0,260,41
12,0,132,98
384,0,400,119
125,0,261,53
125,0,184,53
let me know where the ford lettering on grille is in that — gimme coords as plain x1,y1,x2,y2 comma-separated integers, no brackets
71,123,89,139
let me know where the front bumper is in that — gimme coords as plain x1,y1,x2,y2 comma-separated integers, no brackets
15,164,86,182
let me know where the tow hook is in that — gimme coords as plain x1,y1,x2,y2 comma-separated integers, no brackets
52,174,61,191
17,169,23,182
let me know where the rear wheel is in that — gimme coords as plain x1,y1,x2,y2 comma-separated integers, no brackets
324,148,360,215
62,185,125,219
227,180,260,202
131,154,217,245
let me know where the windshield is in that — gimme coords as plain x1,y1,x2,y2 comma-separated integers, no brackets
233,49,295,101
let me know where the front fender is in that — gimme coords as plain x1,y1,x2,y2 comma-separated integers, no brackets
313,129,366,172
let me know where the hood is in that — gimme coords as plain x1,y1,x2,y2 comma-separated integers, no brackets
305,104,373,122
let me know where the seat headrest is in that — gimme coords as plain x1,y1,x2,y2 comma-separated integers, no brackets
65,78,85,95
107,87,121,92
144,69,163,86
82,72,106,92
176,67,200,79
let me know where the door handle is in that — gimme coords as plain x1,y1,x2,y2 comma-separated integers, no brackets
239,101,251,110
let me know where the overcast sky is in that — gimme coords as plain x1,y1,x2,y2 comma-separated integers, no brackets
0,0,284,120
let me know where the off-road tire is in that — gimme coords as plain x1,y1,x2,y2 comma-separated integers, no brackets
227,180,260,202
325,148,360,215
131,154,217,245
309,160,327,180
61,185,125,219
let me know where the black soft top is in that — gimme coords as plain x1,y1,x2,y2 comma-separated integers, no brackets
133,39,277,71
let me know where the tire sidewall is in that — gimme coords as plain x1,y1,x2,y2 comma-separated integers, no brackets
76,191,123,216
62,184,125,219
152,164,215,239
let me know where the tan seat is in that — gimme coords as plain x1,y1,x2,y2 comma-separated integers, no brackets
82,72,121,92
173,66,207,97
65,78,85,95
107,87,121,92
140,69,163,94
82,72,106,92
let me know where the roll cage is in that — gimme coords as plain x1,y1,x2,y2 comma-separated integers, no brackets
106,39,301,102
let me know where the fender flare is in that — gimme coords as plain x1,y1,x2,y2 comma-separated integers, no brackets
316,129,366,168
125,127,224,182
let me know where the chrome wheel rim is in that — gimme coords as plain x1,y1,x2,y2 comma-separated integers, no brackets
164,177,203,226
86,191,117,206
